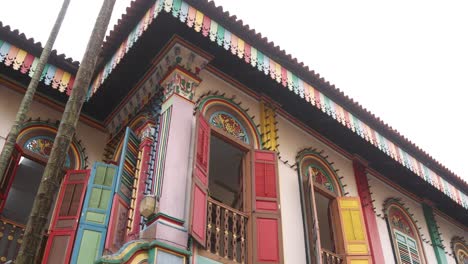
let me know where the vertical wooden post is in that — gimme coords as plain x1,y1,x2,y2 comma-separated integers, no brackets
353,159,384,263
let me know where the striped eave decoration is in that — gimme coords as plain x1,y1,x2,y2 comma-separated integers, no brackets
0,40,75,94
90,0,468,209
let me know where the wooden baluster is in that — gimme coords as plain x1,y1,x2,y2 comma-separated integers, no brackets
215,204,221,255
240,216,246,264
14,228,24,261
4,224,15,261
0,221,6,263
223,209,229,258
232,213,238,262
207,201,213,252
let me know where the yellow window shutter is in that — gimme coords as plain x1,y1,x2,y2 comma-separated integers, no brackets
331,197,372,263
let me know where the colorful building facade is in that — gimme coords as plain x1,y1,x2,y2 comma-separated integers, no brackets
0,0,466,263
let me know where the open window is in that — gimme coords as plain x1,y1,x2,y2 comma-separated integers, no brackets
299,154,370,263
190,108,282,264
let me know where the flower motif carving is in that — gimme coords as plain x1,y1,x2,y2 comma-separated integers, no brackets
209,111,249,143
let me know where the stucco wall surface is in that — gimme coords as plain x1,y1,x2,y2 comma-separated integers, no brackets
368,173,440,263
0,84,107,166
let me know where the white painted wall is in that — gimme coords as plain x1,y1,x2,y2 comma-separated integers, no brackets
434,212,467,264
367,173,439,264
193,68,467,264
0,84,108,166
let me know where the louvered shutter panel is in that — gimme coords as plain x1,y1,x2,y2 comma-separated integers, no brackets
252,150,283,264
331,197,371,263
303,175,322,264
189,114,211,246
106,127,140,252
394,231,421,264
70,163,118,264
0,144,22,212
42,170,89,264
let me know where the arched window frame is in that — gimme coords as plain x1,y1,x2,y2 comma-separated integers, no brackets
16,121,86,170
297,151,346,262
299,154,344,198
451,237,468,264
384,199,427,264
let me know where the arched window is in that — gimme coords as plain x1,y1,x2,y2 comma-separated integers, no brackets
16,122,85,169
189,96,282,263
452,237,467,264
385,201,426,264
299,153,343,261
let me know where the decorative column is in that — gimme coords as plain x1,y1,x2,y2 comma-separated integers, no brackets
140,40,210,253
353,159,385,263
422,203,448,264
127,122,155,240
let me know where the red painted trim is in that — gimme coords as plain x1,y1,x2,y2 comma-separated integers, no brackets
158,65,202,86
105,195,130,253
353,160,385,263
0,144,22,212
127,138,153,239
42,169,90,264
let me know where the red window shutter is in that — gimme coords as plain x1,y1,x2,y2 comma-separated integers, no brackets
42,170,90,264
0,144,22,212
189,114,211,247
252,150,283,263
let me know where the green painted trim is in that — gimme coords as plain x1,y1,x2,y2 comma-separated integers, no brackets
148,247,156,264
146,212,185,225
422,204,448,264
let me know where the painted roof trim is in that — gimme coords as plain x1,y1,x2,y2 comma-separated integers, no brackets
0,39,76,94
92,0,467,208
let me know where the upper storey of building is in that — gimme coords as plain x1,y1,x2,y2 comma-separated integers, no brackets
0,0,466,226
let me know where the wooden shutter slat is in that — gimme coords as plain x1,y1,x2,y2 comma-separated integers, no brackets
332,197,371,263
189,114,211,247
42,169,90,264
70,163,118,264
252,149,283,264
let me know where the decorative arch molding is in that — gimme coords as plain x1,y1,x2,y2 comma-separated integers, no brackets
383,198,427,264
107,111,156,163
195,94,261,149
16,119,87,169
451,237,468,264
296,148,345,196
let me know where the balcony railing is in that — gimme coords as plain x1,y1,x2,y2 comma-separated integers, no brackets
321,249,343,264
0,217,24,263
206,197,248,263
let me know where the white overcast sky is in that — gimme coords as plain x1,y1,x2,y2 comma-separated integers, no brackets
2,0,467,180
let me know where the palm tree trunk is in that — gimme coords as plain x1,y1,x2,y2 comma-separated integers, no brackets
0,0,70,184
15,0,116,263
